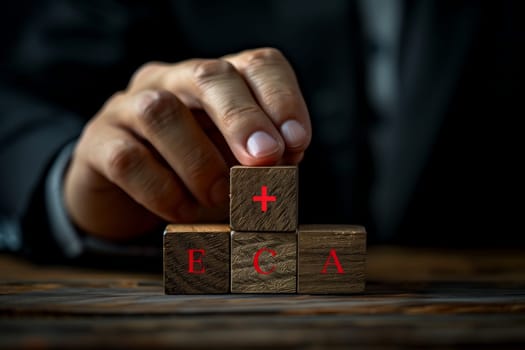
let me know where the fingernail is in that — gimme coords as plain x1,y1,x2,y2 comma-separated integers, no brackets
280,120,307,148
247,131,280,158
177,202,197,222
210,176,229,206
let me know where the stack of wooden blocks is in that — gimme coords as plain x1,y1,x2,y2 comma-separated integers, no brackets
164,166,366,294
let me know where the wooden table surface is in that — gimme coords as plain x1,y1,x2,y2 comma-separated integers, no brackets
1,246,524,349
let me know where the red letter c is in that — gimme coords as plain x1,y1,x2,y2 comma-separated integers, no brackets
253,247,277,275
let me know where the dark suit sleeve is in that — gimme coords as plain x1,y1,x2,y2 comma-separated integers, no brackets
0,0,181,266
0,82,83,253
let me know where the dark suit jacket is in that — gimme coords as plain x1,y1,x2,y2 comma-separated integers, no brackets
1,0,523,262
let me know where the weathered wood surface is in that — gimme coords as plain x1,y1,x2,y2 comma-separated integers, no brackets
1,247,525,349
298,225,366,294
230,166,298,232
231,231,296,293
163,224,230,294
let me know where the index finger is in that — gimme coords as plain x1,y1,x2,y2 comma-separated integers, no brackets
129,59,286,166
224,48,312,160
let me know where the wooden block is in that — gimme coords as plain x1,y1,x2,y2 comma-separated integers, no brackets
231,231,296,293
298,225,366,294
164,224,230,294
230,166,298,232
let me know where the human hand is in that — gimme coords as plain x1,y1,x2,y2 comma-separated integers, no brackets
63,48,311,240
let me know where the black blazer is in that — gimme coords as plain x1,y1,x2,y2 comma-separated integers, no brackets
1,0,523,261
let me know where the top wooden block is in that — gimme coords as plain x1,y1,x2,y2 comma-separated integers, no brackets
230,166,298,232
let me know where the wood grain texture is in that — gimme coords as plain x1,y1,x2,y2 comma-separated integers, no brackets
164,224,230,294
298,225,366,294
231,232,296,293
230,166,298,232
2,248,525,349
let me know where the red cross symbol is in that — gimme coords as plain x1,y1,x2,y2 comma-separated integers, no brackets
252,185,276,212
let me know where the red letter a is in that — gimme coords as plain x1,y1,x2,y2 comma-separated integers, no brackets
321,249,345,274
188,249,205,274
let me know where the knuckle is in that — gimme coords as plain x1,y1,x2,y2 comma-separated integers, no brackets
130,61,163,86
261,86,301,115
105,140,144,182
109,91,126,104
244,47,285,66
97,91,126,116
137,91,184,135
191,59,236,89
221,104,261,130
262,85,298,101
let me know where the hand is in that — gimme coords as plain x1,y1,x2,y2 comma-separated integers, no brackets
63,48,311,241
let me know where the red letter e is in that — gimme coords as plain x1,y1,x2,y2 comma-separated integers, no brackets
188,249,205,274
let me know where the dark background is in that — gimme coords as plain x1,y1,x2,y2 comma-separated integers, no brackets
1,1,524,261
